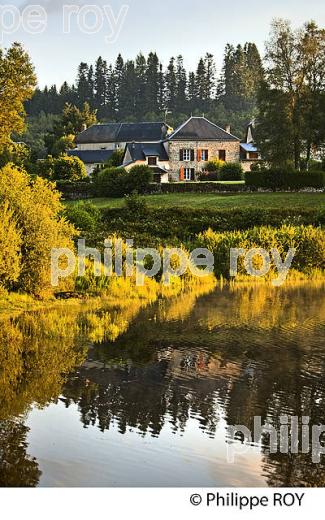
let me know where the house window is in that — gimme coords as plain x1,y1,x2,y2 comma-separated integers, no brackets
219,150,226,161
180,149,195,161
183,149,191,161
200,149,209,161
248,152,259,160
148,156,157,166
184,168,193,181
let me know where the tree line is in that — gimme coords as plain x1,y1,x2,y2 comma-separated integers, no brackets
26,44,263,128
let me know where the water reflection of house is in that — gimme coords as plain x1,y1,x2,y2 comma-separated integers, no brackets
158,349,242,381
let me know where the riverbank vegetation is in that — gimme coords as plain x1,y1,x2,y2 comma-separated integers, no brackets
0,164,218,306
1,161,325,312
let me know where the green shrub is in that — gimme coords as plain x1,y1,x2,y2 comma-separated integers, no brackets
219,162,243,181
245,169,325,190
198,171,219,181
205,161,218,173
124,192,148,215
38,154,88,181
126,165,153,194
93,167,127,197
93,165,153,198
65,201,100,232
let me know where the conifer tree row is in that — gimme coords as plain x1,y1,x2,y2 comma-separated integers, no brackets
26,45,263,127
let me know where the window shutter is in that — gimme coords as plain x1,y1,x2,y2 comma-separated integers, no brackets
179,149,183,161
197,149,201,162
191,149,195,161
206,150,209,161
180,166,184,181
191,169,195,180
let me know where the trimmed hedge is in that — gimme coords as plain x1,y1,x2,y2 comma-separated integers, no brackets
55,180,92,200
149,182,246,194
245,169,325,190
56,180,248,199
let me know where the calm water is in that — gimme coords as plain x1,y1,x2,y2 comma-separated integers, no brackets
1,284,325,487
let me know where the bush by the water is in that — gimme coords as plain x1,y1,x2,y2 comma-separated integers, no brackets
245,168,325,190
197,225,325,278
93,165,153,197
0,164,75,297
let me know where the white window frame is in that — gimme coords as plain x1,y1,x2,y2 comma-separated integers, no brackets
183,149,191,161
184,168,192,181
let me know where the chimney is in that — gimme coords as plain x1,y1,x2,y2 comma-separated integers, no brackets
225,124,231,134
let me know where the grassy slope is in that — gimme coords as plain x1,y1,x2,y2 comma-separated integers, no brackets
66,192,325,210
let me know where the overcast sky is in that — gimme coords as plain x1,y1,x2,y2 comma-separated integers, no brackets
5,0,325,87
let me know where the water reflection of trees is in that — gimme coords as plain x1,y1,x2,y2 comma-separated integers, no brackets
0,309,88,486
0,284,215,486
0,421,41,487
1,284,325,486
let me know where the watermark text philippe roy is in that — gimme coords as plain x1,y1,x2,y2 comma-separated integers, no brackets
51,240,296,287
0,3,129,43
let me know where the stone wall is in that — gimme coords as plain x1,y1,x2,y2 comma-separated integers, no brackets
168,140,241,181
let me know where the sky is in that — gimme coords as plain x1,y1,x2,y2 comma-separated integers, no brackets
3,0,325,87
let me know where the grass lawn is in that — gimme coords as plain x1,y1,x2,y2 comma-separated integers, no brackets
66,192,325,210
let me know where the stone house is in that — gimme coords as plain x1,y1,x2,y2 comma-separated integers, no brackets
167,116,240,181
71,116,259,179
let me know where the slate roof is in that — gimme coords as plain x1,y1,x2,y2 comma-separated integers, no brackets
168,116,240,142
76,122,170,145
125,142,169,162
240,143,258,153
67,149,115,164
